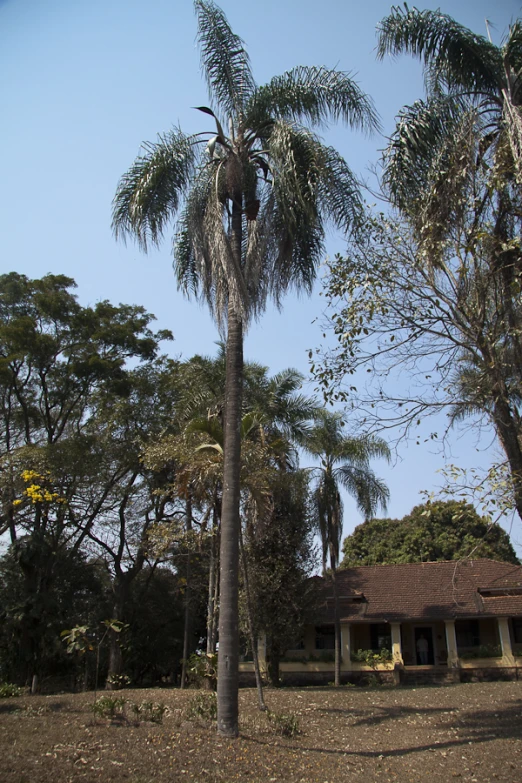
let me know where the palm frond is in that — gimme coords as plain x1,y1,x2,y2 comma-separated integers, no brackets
112,129,196,251
316,145,363,234
334,435,391,466
250,66,380,133
377,5,502,97
263,122,327,301
336,466,390,519
195,0,255,119
504,22,522,102
186,415,224,446
382,93,466,209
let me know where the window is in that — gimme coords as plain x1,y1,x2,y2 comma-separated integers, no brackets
315,625,335,650
456,620,480,648
370,624,391,652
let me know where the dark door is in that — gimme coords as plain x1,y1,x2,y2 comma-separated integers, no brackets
414,627,434,665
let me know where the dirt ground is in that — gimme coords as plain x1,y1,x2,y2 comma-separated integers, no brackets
1,681,522,783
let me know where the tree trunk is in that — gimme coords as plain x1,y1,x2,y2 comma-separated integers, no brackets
331,557,341,687
216,188,244,737
239,526,266,711
106,578,128,689
207,506,219,656
492,394,522,521
266,639,281,687
180,495,193,689
217,304,243,737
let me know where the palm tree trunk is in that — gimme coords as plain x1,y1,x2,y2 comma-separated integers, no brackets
217,192,244,737
239,526,267,711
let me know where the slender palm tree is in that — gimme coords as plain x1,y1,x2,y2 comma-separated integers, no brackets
112,0,378,736
301,411,390,686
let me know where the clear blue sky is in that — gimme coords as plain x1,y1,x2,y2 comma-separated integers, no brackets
1,0,521,549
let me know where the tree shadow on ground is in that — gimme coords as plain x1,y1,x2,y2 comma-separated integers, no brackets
318,704,454,725
243,701,522,760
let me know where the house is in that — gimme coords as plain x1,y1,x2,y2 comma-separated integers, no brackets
242,559,522,684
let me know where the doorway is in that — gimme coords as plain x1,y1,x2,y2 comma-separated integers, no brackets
414,626,434,665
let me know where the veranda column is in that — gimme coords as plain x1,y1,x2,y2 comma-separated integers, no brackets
497,617,516,665
391,623,403,665
341,623,352,670
444,620,459,667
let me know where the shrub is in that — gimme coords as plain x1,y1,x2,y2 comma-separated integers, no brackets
350,648,392,667
186,652,217,689
131,701,168,724
185,691,217,723
364,673,380,688
91,695,127,720
460,644,502,659
0,682,22,698
266,709,300,737
106,673,131,690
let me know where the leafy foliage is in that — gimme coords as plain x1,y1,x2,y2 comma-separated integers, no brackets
185,691,217,723
241,471,317,686
266,709,300,737
0,682,22,698
341,500,519,567
91,695,127,721
350,648,393,667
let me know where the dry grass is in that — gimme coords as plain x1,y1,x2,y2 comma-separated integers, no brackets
1,681,522,782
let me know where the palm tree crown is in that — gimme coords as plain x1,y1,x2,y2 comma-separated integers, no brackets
113,0,378,330
377,6,522,207
302,410,390,573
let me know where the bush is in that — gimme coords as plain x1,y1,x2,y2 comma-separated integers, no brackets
266,709,300,737
91,695,127,720
460,644,502,659
106,673,131,690
131,701,168,724
185,691,217,723
350,648,392,667
0,682,22,698
186,652,217,689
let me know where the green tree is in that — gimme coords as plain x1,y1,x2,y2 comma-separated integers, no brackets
0,543,106,687
341,499,519,568
301,411,389,686
0,272,171,688
84,359,183,686
243,470,317,687
112,0,376,735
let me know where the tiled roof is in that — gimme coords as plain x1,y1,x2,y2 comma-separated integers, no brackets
315,560,522,623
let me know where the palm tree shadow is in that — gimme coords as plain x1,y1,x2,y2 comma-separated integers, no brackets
318,704,455,726
242,702,522,759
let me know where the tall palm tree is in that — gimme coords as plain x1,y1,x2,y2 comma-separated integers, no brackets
112,0,378,736
301,411,389,686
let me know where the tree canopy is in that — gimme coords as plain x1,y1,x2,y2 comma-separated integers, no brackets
341,500,519,568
